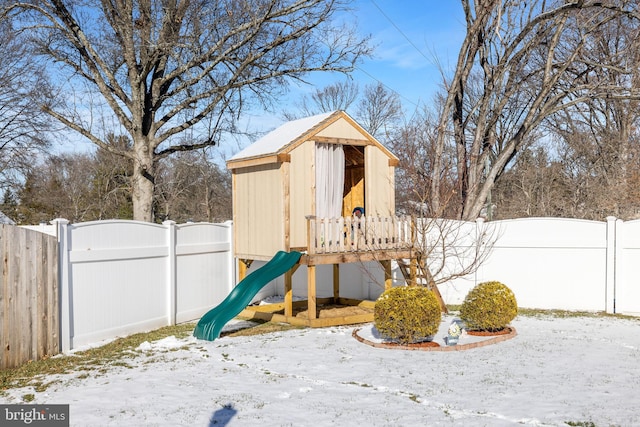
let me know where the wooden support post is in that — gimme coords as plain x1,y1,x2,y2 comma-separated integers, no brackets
333,264,340,303
284,264,300,317
238,259,252,282
285,268,293,317
308,265,317,319
306,215,316,255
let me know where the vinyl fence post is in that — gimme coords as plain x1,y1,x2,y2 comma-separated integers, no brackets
475,217,486,286
224,220,235,292
605,216,617,314
164,220,177,325
52,218,71,352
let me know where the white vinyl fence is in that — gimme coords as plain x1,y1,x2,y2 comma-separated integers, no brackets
437,217,621,313
29,216,640,352
52,219,234,351
259,217,640,317
482,217,637,316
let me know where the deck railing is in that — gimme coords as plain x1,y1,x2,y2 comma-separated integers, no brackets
306,215,414,254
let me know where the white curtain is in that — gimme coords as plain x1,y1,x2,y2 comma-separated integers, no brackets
315,143,345,218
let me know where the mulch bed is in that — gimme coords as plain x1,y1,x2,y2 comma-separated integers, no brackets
378,326,514,347
352,325,517,352
466,327,513,336
382,340,441,348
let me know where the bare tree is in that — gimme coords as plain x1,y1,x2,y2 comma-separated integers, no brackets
473,9,640,221
16,153,96,223
544,9,640,220
3,0,371,221
92,134,133,219
387,105,496,293
492,145,573,218
354,82,402,139
154,154,195,222
390,103,459,218
285,79,360,120
14,142,230,223
434,0,640,220
284,80,402,140
18,136,135,223
155,150,231,222
0,19,50,192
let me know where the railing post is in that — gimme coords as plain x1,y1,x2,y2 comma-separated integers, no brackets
305,215,413,254
320,217,328,253
52,218,71,352
345,216,353,249
306,216,316,254
338,217,345,252
383,216,391,249
164,220,177,326
357,216,366,249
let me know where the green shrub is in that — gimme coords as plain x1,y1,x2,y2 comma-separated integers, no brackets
460,281,518,331
374,286,442,344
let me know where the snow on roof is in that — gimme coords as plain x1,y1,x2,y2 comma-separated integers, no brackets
229,111,335,161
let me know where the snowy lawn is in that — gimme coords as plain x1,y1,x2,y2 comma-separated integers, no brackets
1,314,639,426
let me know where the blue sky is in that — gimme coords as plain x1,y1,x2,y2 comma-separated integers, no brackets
291,0,467,113
56,1,468,158
227,1,468,159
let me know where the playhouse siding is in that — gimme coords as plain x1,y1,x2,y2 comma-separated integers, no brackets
232,163,285,259
289,141,315,249
228,111,399,259
315,117,369,140
365,146,395,216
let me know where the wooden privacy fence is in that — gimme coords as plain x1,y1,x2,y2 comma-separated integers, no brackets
1,225,58,369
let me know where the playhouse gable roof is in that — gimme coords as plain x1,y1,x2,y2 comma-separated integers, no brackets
227,110,397,170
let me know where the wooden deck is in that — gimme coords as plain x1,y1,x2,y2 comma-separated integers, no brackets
237,215,443,328
240,297,377,328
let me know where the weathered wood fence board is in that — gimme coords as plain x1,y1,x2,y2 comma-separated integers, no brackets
1,225,58,369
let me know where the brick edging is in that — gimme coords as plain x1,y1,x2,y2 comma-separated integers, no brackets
352,326,517,351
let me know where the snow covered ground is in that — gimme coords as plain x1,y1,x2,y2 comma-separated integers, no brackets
2,314,640,426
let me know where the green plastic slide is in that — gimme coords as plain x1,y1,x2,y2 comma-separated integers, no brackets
193,250,302,341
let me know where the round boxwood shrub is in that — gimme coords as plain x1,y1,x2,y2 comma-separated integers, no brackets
460,281,517,331
374,286,442,344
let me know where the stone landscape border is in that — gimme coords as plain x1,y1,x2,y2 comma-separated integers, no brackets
352,326,517,351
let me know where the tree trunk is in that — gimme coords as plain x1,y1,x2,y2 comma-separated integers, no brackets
131,143,155,222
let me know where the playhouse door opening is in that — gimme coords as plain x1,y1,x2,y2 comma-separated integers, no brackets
316,143,345,218
342,145,365,217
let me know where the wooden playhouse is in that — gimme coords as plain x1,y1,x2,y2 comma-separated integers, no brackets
226,110,440,327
